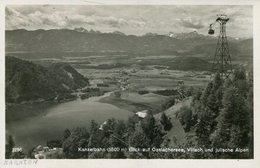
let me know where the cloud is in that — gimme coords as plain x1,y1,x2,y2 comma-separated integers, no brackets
5,5,252,38
99,16,128,28
6,7,31,29
177,18,205,29
6,7,146,31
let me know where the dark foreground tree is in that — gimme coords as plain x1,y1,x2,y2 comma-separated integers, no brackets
5,135,15,159
160,112,172,131
62,129,71,142
129,123,150,158
62,127,90,158
212,87,249,150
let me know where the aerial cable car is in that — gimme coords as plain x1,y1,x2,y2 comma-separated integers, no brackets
208,24,215,35
208,14,229,35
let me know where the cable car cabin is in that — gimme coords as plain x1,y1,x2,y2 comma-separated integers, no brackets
208,29,214,35
208,24,215,35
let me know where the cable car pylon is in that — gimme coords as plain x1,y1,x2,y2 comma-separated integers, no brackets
208,14,233,79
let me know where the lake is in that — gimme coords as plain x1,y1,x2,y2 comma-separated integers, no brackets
6,92,133,152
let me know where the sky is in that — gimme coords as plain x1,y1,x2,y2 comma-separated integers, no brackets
5,5,253,38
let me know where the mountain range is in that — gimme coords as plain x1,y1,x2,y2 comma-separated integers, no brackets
5,29,253,59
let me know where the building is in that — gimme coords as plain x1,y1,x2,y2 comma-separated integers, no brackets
34,145,63,159
135,110,148,118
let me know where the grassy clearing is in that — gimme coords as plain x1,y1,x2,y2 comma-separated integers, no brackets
154,97,192,147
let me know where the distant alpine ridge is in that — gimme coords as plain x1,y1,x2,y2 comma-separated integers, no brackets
6,56,89,103
5,28,252,57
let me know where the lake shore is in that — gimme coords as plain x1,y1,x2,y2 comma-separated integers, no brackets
6,91,132,152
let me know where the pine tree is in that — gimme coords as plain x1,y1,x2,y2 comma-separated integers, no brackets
160,112,172,131
247,86,253,158
232,68,248,97
62,127,89,158
129,123,150,158
212,73,222,90
194,74,224,145
141,111,156,142
195,107,212,147
127,114,139,134
201,81,213,105
90,120,99,134
108,120,127,158
212,87,250,149
6,135,15,159
62,129,71,142
88,120,102,148
206,73,223,118
109,120,127,148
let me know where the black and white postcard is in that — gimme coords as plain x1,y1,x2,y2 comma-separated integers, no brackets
1,1,260,168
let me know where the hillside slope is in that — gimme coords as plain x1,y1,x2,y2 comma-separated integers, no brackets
155,97,192,147
6,56,89,103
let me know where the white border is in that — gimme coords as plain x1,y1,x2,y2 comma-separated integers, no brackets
0,1,260,168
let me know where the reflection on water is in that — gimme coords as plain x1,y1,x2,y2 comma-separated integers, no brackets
6,93,133,151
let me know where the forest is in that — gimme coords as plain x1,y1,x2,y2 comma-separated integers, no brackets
6,68,253,159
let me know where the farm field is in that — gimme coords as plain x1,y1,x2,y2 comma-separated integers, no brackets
15,53,211,114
